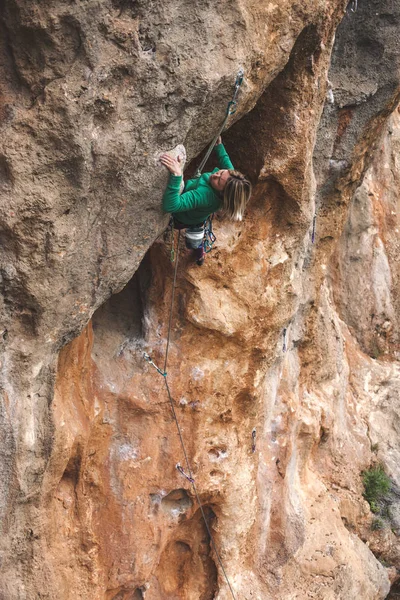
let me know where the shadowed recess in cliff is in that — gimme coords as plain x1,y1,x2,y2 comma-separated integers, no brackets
221,23,323,217
181,24,314,184
60,443,83,488
92,253,151,363
151,506,218,599
261,176,301,229
388,579,400,599
160,488,193,516
106,586,144,599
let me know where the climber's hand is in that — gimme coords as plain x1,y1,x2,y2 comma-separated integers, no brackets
215,136,222,145
160,154,182,176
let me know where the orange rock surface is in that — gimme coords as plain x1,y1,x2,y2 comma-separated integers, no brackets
1,1,400,599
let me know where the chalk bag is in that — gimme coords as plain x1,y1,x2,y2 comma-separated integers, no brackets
185,227,205,250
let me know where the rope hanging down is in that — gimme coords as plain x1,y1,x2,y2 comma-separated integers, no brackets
194,68,245,179
143,230,237,600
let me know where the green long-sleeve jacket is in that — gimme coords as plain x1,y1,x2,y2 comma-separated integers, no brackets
162,143,234,225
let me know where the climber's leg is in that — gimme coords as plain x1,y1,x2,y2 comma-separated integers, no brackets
194,243,205,266
181,225,205,265
171,220,206,265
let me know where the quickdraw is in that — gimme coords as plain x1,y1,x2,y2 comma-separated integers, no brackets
143,352,167,377
225,68,244,117
176,463,195,484
203,215,216,254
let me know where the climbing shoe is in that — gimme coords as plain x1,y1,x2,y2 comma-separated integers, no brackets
196,256,205,266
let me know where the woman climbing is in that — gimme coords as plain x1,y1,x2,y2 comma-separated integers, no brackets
160,137,251,265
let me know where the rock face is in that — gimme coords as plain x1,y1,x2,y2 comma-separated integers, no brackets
1,0,400,598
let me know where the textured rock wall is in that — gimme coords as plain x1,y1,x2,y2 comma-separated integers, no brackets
1,0,400,598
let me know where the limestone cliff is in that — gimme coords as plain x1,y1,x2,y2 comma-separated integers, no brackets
1,0,400,599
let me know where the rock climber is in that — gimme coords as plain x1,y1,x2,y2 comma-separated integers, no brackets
160,137,251,265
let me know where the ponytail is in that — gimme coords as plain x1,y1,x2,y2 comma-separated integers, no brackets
221,170,252,221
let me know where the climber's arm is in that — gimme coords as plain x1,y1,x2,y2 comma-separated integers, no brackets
214,138,234,170
162,176,207,213
160,153,209,213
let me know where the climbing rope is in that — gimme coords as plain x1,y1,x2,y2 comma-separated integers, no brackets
194,68,245,179
164,229,181,373
169,217,175,262
143,230,237,600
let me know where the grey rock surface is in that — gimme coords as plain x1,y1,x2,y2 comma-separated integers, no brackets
1,0,400,598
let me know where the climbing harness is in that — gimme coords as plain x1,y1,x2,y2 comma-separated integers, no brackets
143,231,237,600
203,215,217,254
169,216,217,261
194,68,245,179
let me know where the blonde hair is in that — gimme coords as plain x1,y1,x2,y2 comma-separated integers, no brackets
221,170,252,221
